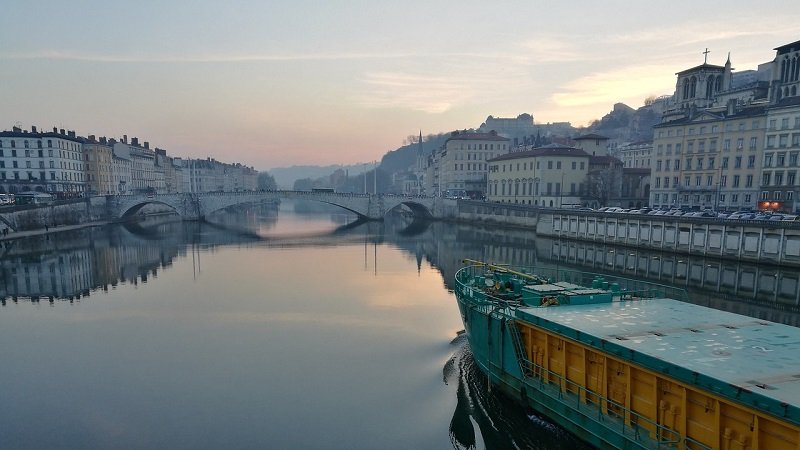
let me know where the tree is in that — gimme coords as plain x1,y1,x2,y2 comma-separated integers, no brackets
257,172,278,190
293,178,314,191
643,95,657,106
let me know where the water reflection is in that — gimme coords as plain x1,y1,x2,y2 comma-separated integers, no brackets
2,202,800,449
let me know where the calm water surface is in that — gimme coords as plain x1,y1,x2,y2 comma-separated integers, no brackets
0,202,588,450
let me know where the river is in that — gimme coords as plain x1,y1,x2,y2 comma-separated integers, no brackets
1,200,798,449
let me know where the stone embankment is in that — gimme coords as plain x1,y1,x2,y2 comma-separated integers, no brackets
449,200,800,267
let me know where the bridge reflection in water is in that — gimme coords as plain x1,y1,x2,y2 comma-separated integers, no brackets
3,209,799,328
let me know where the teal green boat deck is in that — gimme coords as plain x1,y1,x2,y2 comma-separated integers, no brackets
516,296,800,412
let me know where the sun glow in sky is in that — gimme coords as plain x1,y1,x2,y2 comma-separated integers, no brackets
1,1,798,170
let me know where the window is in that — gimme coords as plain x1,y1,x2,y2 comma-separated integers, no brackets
697,158,704,169
763,173,772,186
706,175,713,186
656,160,662,171
750,137,758,150
695,176,701,186
780,135,789,147
664,177,670,188
737,138,744,150
776,172,784,185
556,161,561,170
548,161,553,169
665,160,671,171
746,175,753,187
765,154,773,167
675,143,682,154
656,178,661,188
789,172,797,186
685,176,691,186
745,194,751,203
580,162,585,170
723,139,730,152
735,156,742,168
761,191,770,200
709,157,715,169
709,140,717,152
783,118,790,129
686,158,692,170
722,157,729,168
732,194,739,203
571,161,576,170
778,153,786,166
674,159,680,170
747,155,755,168
767,136,776,148
654,193,660,203
720,175,727,186
698,141,705,152
720,194,726,202
688,142,694,152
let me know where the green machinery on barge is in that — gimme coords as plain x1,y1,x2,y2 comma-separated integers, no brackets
454,259,800,449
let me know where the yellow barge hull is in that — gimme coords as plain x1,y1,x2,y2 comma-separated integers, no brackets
455,262,800,450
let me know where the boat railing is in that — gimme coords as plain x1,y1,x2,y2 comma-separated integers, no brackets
456,262,690,303
516,353,711,450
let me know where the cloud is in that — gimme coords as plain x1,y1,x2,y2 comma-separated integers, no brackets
0,49,423,63
518,37,585,63
356,72,471,113
551,64,676,108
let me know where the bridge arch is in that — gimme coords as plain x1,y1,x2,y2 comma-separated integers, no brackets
120,201,179,218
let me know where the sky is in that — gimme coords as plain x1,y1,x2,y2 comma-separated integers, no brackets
1,1,798,171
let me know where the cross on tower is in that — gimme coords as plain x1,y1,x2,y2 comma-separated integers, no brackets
703,48,710,64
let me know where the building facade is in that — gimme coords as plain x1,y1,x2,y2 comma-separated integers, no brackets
487,145,590,207
0,126,87,196
437,131,510,198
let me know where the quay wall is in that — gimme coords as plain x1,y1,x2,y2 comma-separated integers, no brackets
448,200,800,267
0,197,107,232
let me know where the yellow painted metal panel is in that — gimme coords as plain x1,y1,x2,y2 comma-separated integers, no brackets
516,322,800,450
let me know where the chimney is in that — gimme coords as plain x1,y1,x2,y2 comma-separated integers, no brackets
31,125,37,133
131,137,139,146
68,130,75,138
100,137,107,144
123,134,127,143
88,135,96,142
12,126,21,133
59,128,65,135
144,141,149,149
53,127,58,133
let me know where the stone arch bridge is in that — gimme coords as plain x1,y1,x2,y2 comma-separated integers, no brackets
108,191,442,221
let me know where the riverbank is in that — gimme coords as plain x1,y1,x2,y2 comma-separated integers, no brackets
0,220,112,242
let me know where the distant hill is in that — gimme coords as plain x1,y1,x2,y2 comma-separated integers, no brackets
379,133,449,174
586,102,661,142
267,164,363,189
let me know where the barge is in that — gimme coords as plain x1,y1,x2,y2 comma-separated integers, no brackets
454,259,800,449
